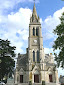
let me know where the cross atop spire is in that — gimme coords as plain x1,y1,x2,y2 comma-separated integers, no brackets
34,0,35,3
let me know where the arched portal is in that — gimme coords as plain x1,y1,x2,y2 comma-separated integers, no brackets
34,70,40,83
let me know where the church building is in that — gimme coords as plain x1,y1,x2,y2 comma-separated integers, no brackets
15,3,60,85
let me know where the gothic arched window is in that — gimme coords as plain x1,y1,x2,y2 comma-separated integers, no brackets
33,28,35,36
36,27,38,36
33,51,35,62
37,51,39,62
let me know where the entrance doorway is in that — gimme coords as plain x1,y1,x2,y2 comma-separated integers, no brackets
34,75,39,83
20,75,23,83
49,75,53,82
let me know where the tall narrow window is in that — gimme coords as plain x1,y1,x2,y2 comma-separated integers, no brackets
37,51,39,62
33,28,35,36
36,27,38,36
33,51,35,62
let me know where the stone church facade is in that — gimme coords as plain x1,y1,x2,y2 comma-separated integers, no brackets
14,3,60,85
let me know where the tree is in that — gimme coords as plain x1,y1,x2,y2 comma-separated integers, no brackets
0,39,16,81
53,12,64,68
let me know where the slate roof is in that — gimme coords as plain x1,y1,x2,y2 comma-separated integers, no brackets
17,54,29,71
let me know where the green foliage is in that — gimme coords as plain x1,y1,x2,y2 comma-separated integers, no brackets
42,81,45,85
29,80,32,85
0,39,16,80
53,12,64,68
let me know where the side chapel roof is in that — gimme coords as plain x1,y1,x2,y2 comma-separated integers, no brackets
17,54,29,71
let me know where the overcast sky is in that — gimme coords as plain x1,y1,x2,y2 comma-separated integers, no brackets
0,0,64,77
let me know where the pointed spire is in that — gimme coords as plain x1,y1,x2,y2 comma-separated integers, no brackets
33,2,37,18
30,1,40,23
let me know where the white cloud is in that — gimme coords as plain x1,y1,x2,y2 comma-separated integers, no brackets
7,8,32,31
0,0,39,14
44,47,60,56
0,6,64,54
43,33,54,40
57,68,64,77
0,7,32,54
44,48,53,54
42,7,64,41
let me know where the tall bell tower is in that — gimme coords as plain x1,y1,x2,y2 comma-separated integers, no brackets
28,3,45,64
15,2,60,84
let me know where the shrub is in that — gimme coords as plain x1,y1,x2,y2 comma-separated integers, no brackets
61,84,64,85
42,81,45,85
29,80,32,85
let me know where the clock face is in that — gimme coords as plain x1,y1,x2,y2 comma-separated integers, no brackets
34,40,37,43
